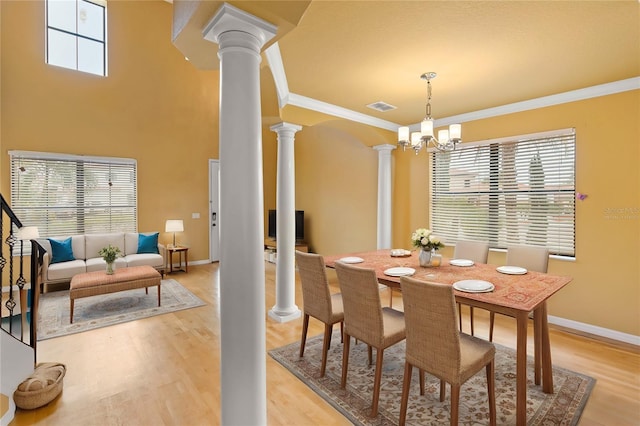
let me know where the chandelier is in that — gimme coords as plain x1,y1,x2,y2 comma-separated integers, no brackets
398,72,462,153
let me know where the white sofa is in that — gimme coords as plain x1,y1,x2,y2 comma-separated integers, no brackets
39,232,166,292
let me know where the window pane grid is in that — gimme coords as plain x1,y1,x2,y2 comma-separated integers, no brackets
431,130,576,257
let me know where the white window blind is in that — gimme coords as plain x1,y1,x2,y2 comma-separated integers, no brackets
9,151,137,238
430,129,576,257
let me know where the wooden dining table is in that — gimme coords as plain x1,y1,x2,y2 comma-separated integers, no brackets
324,249,572,426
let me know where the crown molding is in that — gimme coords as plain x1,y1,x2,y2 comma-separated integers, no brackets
266,43,639,131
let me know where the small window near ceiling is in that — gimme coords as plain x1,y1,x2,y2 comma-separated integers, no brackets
430,129,576,257
46,0,107,76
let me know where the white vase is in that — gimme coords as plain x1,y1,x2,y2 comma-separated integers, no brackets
419,249,433,267
106,261,115,275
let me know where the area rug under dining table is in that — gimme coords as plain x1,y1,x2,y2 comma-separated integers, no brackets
269,333,595,425
37,278,205,340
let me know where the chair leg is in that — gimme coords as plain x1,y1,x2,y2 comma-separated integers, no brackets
419,368,425,395
489,312,495,342
340,321,344,343
470,306,475,336
439,379,446,402
320,323,332,377
389,287,393,307
486,360,496,426
327,324,333,351
368,345,373,366
457,302,463,331
299,313,309,357
341,334,351,388
371,348,384,417
399,361,413,426
450,384,460,426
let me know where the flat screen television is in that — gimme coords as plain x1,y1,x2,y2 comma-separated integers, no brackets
268,209,304,242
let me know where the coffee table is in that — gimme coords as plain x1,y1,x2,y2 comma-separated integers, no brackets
69,265,162,323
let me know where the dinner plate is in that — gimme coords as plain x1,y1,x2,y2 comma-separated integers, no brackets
390,249,412,257
497,265,528,275
449,259,474,267
453,280,495,293
339,256,364,264
384,267,416,277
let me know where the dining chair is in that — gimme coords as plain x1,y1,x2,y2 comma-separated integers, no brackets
334,262,406,417
296,250,344,377
453,240,490,336
399,276,496,426
489,244,549,341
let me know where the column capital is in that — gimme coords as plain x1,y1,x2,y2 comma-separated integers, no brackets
270,122,303,134
203,3,277,48
373,144,397,153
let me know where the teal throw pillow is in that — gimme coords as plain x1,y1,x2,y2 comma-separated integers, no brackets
48,237,75,264
137,232,159,254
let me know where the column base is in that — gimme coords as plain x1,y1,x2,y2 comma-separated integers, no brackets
268,307,301,323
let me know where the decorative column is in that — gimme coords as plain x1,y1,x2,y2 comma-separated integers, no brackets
373,144,396,249
203,4,276,425
269,122,303,323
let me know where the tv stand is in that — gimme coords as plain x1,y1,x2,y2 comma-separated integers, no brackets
264,238,309,255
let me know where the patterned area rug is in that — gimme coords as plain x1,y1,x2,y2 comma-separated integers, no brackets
269,333,595,425
38,279,205,340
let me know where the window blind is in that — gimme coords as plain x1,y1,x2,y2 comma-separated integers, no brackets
430,129,575,257
9,151,137,239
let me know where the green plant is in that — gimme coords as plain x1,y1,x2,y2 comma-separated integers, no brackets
411,228,445,251
98,245,121,263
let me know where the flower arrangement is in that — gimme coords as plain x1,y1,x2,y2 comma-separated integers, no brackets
411,228,444,251
98,244,121,264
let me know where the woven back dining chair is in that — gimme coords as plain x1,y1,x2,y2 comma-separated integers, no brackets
334,262,406,417
399,276,496,426
489,244,549,341
453,240,490,336
296,250,344,377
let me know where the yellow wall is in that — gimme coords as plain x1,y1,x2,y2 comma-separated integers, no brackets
1,0,219,262
2,1,638,336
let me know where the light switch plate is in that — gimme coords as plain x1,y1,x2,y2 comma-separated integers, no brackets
192,213,200,219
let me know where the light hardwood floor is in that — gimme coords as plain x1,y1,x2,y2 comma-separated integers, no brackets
12,262,640,425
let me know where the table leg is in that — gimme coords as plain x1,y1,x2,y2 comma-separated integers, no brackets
539,302,554,394
515,310,528,426
534,307,542,385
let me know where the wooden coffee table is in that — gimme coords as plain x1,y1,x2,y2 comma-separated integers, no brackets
69,265,162,323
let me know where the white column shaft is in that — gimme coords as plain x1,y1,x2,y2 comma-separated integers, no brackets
374,144,396,249
204,5,276,424
269,122,302,322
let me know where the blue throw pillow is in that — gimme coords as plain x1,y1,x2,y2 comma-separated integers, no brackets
48,237,75,264
137,232,159,254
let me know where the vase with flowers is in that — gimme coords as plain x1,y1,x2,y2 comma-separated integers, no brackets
98,244,121,275
411,228,444,267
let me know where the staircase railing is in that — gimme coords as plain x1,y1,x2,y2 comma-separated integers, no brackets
1,193,45,362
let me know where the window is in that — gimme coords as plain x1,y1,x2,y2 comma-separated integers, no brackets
46,0,107,76
430,129,576,257
9,151,137,239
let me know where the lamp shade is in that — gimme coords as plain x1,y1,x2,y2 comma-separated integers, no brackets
17,226,40,240
165,220,184,233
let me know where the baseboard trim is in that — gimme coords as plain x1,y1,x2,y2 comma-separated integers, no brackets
548,315,640,347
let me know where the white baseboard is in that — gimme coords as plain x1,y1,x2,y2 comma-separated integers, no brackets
548,315,640,346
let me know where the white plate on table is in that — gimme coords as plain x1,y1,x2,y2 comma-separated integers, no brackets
384,267,416,277
497,266,528,275
453,280,495,293
450,259,474,267
339,256,364,264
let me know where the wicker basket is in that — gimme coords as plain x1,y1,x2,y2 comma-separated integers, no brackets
13,362,66,410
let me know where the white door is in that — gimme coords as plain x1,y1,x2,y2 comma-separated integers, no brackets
209,159,220,262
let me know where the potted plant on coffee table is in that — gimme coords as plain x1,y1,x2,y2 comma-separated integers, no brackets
99,245,121,275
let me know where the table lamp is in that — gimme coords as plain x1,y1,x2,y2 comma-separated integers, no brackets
17,226,40,240
165,219,184,247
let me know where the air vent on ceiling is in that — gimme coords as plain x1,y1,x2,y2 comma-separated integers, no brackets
366,101,397,112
